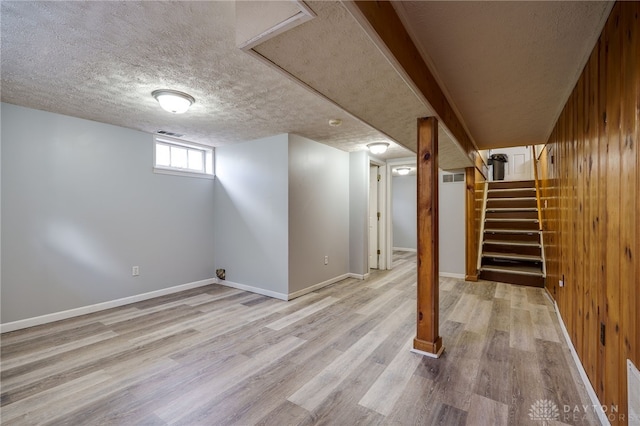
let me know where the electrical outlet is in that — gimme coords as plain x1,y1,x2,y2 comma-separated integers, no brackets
324,256,329,265
132,266,139,276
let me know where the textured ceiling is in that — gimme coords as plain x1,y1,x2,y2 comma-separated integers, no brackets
394,1,612,149
0,1,413,159
2,1,606,165
252,1,472,170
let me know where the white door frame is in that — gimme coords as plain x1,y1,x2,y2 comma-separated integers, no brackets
369,157,387,271
369,165,379,269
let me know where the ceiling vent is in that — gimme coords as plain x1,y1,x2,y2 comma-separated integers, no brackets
156,130,184,138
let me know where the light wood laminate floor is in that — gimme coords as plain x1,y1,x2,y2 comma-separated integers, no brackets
1,251,598,425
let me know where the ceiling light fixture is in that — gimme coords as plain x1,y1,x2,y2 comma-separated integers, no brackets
329,118,342,127
396,167,411,176
367,142,390,155
152,89,195,114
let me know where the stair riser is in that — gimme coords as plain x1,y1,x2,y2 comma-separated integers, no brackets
482,244,541,256
485,211,538,219
487,180,535,190
482,258,543,269
484,221,539,230
483,232,540,242
487,190,536,199
479,270,544,287
486,199,537,208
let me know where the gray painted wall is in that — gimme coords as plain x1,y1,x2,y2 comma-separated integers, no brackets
349,151,369,276
288,135,349,293
392,175,417,250
390,170,466,275
213,134,289,296
1,103,216,323
439,170,466,275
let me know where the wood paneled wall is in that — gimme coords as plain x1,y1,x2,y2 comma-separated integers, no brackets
539,3,639,423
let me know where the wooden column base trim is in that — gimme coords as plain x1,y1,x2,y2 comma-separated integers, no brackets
412,336,444,358
465,274,478,282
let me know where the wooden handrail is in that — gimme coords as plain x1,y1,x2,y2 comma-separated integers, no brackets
531,145,543,231
476,181,488,271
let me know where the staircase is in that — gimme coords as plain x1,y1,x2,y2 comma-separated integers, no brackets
478,180,545,287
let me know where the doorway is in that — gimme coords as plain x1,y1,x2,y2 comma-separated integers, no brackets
488,146,533,181
369,165,380,269
368,161,387,271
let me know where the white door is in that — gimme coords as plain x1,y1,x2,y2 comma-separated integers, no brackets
369,166,379,269
500,146,533,181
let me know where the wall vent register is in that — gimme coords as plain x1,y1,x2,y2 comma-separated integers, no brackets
442,173,464,183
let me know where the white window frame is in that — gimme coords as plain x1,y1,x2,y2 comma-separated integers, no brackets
153,135,214,179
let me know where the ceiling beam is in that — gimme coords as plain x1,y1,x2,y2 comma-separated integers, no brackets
344,0,478,163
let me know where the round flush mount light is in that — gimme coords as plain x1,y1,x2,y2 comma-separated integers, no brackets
329,118,342,127
367,142,390,155
152,89,195,114
396,167,411,176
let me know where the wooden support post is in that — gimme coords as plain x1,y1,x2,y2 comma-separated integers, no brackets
465,167,478,281
413,117,443,358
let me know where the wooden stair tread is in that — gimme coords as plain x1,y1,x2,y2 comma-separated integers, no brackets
482,252,542,261
483,240,541,247
485,217,539,222
484,228,540,234
487,188,536,193
480,264,544,277
487,197,537,201
486,207,538,212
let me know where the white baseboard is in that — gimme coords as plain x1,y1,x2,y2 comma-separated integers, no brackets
215,279,288,301
287,273,351,300
553,300,609,426
439,272,465,279
348,272,370,280
0,278,216,334
628,360,640,425
216,273,353,301
393,247,417,252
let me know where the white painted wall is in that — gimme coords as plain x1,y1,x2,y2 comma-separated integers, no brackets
349,151,369,277
214,133,351,297
288,135,349,293
439,170,466,276
390,170,465,275
1,103,217,323
392,175,417,250
1,104,377,322
213,134,289,296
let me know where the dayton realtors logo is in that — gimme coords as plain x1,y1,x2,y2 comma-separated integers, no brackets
529,399,560,423
529,399,627,423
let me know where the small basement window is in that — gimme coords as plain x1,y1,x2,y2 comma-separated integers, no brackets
154,135,214,178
